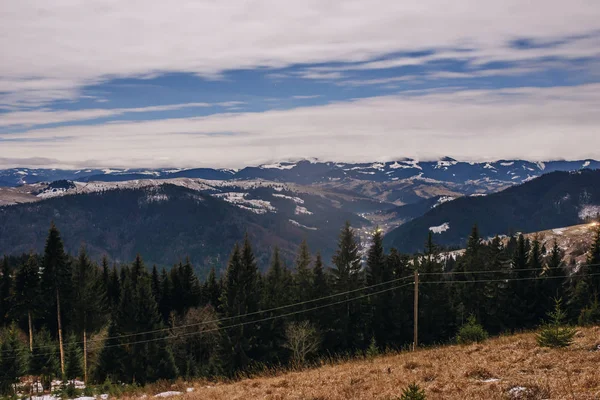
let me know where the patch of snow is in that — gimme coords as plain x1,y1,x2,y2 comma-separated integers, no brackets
436,160,458,169
433,196,455,208
36,188,69,199
429,222,450,234
511,176,520,180
483,163,495,169
370,162,386,170
552,228,565,235
289,219,318,230
186,388,195,393
500,162,514,166
357,171,376,175
470,193,487,197
260,162,296,170
215,192,276,214
154,392,183,398
482,378,500,383
273,193,304,204
579,205,600,220
16,171,27,175
295,205,313,215
536,162,546,171
583,160,591,168
101,168,121,174
144,193,169,203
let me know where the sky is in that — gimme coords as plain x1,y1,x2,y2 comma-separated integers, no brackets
1,0,600,169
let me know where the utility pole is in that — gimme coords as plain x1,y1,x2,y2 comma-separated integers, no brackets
413,268,419,351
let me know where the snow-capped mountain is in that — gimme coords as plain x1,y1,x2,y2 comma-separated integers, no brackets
1,158,598,187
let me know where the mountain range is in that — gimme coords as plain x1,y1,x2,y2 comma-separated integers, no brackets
1,158,599,273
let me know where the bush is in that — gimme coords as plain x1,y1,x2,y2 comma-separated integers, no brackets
456,315,488,345
578,297,600,326
537,297,577,348
400,383,426,400
366,336,379,359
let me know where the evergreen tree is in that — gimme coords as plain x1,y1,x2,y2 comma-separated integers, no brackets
0,325,28,395
260,247,292,363
72,247,107,383
30,329,60,392
509,234,535,329
107,264,121,311
0,257,14,327
219,238,261,374
64,335,83,381
96,255,177,384
203,267,221,309
159,268,173,324
151,265,162,303
330,222,365,351
177,259,202,315
14,254,40,351
365,228,390,348
542,241,567,311
294,240,313,304
40,223,72,376
584,225,600,296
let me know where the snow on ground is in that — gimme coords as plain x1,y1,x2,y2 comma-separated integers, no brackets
583,161,591,168
294,205,313,215
289,219,318,230
154,392,183,397
272,193,304,204
429,222,450,234
388,160,421,170
214,192,276,214
500,162,514,166
433,196,455,208
579,204,600,220
36,187,70,199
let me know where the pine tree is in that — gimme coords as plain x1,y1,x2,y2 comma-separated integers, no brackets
72,247,107,383
365,228,390,347
0,257,14,327
543,241,567,311
107,264,121,311
294,240,313,304
537,298,576,348
219,238,261,373
14,254,40,352
151,265,162,303
509,234,535,328
64,335,83,382
159,268,173,324
260,247,292,363
203,267,221,309
0,325,28,395
585,225,600,296
331,222,365,351
30,329,60,392
40,223,72,376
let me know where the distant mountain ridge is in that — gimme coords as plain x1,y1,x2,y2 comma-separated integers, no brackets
1,158,598,187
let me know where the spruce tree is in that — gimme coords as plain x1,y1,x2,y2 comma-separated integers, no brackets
203,267,221,309
365,228,390,347
294,240,313,304
0,325,28,395
64,335,83,382
107,264,121,311
219,239,261,373
0,257,14,327
543,241,567,310
14,254,40,351
72,247,107,383
30,329,60,392
331,222,365,351
40,223,72,376
159,268,173,324
151,265,162,303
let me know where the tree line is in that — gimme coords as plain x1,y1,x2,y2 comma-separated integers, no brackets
0,222,599,393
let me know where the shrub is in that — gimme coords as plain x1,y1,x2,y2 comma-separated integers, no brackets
366,336,379,359
537,297,577,348
578,297,600,326
456,315,488,345
400,383,426,400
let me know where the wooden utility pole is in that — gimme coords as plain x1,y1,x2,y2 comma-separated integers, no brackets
413,269,419,351
56,290,65,376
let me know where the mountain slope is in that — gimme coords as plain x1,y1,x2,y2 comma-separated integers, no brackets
384,170,600,253
0,184,367,274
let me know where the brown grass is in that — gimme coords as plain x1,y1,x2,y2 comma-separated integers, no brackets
131,326,600,399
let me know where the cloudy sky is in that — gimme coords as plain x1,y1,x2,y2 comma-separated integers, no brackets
1,0,600,168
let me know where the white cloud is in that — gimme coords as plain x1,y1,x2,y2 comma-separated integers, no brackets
2,84,599,168
1,0,599,105
0,102,216,128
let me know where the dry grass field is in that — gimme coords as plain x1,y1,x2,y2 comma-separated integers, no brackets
141,326,600,400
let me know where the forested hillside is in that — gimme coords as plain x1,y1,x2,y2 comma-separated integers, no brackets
0,221,599,395
385,170,600,253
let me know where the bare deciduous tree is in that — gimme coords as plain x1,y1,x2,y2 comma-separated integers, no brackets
283,321,320,365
